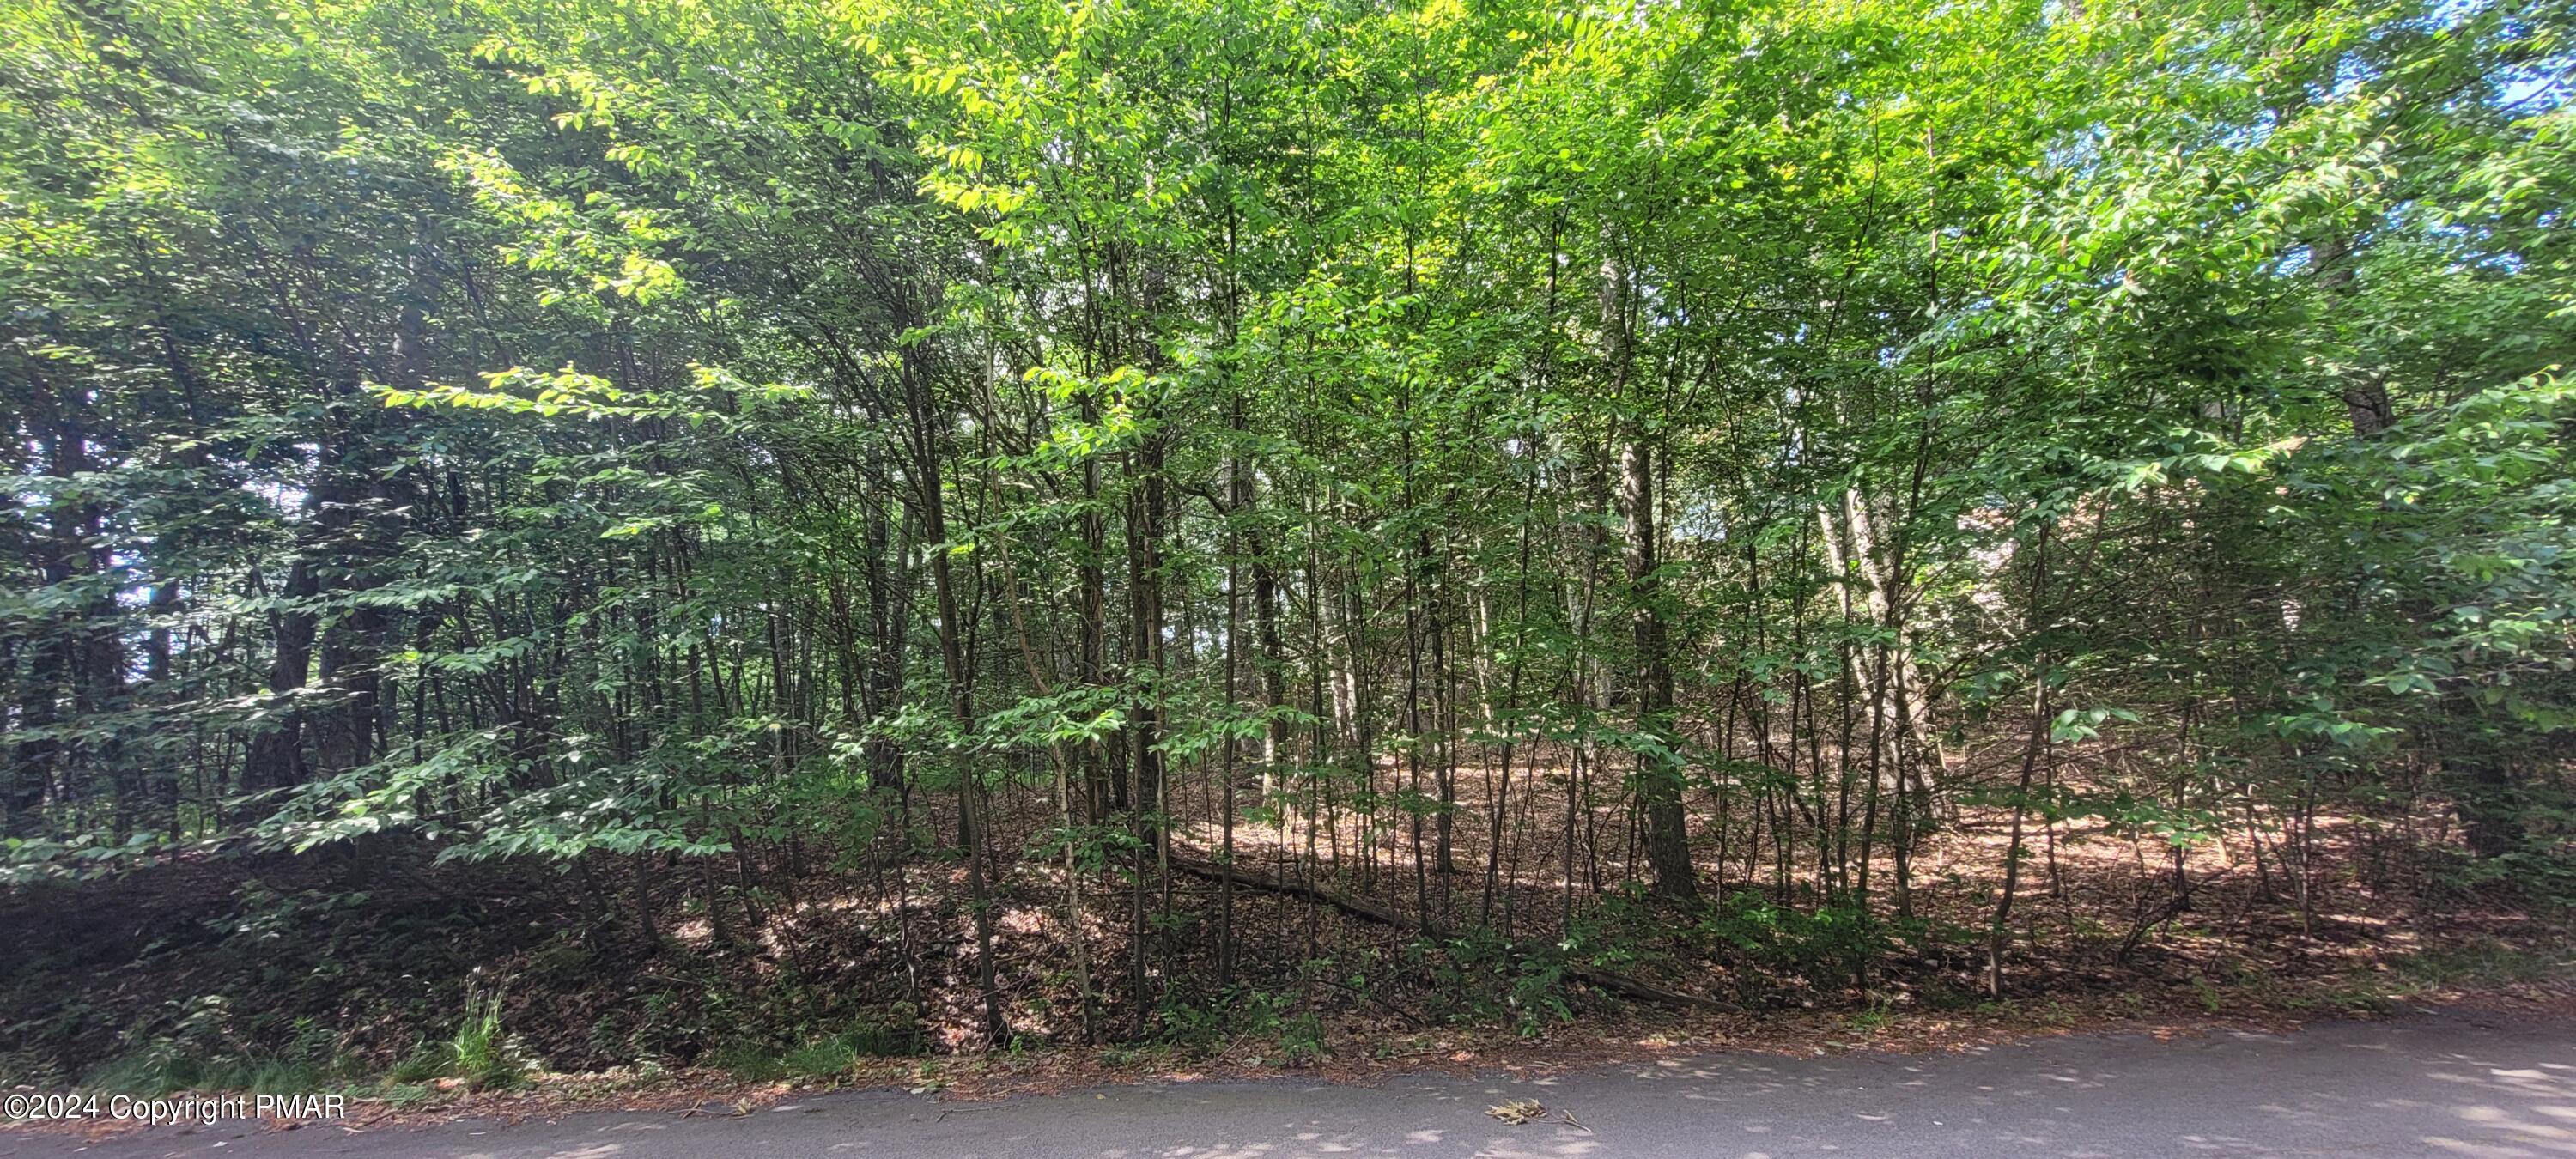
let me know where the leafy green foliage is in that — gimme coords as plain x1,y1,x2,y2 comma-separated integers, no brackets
0,0,2569,1059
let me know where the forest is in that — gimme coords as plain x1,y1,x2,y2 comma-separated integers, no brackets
3,0,2573,1098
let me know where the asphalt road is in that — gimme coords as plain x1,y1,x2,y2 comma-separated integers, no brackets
14,1009,2572,1158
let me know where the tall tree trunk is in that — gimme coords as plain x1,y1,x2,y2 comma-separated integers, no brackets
896,296,1008,1047
1620,434,1696,902
1078,389,1114,821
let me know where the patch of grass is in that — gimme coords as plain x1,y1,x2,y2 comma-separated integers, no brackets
78,1002,351,1096
2288,939,2573,1015
844,1011,920,1058
2388,941,2573,988
0,1047,65,1089
79,1051,182,1095
387,989,530,1091
380,1083,438,1111
781,1036,858,1079
1843,998,1895,1035
82,1051,331,1096
711,1041,787,1083
756,1013,920,1083
449,989,528,1090
387,1040,451,1084
2293,980,2401,1015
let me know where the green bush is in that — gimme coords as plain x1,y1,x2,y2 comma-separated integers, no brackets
1698,892,1899,992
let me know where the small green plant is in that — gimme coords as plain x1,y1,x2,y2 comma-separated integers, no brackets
712,1041,786,1083
843,1014,920,1059
781,1036,858,1080
447,989,528,1090
1277,1013,1328,1065
79,997,350,1095
1151,992,1233,1052
2296,980,2399,1015
451,989,505,1087
387,1041,449,1085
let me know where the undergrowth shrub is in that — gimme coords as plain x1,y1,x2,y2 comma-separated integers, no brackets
390,988,530,1090
1423,931,1572,1035
81,997,349,1095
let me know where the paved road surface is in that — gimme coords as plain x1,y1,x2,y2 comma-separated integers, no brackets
14,1009,2571,1157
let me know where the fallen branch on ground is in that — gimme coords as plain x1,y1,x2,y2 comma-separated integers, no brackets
1165,846,1740,1013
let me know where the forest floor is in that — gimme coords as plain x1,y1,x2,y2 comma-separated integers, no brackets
4,764,2571,1137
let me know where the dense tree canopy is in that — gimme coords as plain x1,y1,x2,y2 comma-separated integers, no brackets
3,0,2572,1053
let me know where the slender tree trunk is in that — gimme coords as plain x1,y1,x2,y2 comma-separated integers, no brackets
1620,434,1696,902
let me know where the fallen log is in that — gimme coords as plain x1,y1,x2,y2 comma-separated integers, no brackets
1166,846,1740,1013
